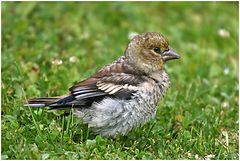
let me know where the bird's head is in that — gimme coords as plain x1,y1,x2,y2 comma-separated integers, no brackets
125,32,180,74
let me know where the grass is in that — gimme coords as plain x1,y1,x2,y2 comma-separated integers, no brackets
1,1,239,160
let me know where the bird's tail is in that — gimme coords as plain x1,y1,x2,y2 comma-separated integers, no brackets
24,97,61,107
24,94,72,107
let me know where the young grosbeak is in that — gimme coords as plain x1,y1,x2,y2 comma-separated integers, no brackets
25,32,181,137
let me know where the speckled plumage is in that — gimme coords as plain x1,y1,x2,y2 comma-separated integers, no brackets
25,32,180,137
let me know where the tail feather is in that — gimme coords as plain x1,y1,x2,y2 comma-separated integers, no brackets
24,94,73,107
24,92,105,110
24,97,61,107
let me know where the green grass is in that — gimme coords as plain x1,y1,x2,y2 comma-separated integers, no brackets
1,1,239,160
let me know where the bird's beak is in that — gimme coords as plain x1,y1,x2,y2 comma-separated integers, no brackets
163,46,181,61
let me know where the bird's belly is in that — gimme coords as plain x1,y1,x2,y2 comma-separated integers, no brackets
74,89,163,137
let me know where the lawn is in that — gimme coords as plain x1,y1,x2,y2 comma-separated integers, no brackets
1,1,239,160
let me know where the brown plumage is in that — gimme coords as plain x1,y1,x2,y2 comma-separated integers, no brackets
25,32,180,137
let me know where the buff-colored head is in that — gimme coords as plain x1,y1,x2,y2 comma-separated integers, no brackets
125,32,180,74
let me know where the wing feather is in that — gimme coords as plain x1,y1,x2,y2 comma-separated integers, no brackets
69,73,144,102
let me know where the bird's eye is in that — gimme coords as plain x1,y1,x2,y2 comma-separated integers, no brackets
154,47,162,54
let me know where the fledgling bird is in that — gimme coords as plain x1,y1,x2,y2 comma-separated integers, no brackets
25,32,181,137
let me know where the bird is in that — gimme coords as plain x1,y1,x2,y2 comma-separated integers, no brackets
24,32,181,137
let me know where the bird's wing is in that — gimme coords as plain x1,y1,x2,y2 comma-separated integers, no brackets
49,57,145,108
48,73,145,109
70,73,144,102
